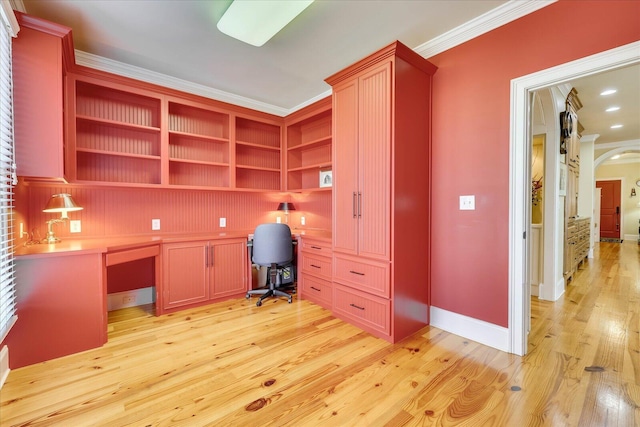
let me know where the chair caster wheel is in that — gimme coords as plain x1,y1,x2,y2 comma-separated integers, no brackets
256,300,262,307
288,298,292,304
245,293,250,299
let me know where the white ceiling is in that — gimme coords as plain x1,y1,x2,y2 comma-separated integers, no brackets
14,0,640,152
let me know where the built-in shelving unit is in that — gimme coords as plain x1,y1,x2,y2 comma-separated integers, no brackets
235,117,281,190
67,74,284,191
73,80,162,184
168,101,230,188
285,99,332,192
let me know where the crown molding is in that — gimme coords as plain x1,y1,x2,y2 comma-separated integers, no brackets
75,50,291,117
414,0,557,59
595,139,640,150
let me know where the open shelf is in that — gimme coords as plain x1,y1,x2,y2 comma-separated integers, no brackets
236,168,280,190
169,161,230,188
76,119,161,157
77,151,161,184
76,81,161,128
234,117,282,190
285,103,332,191
169,102,229,139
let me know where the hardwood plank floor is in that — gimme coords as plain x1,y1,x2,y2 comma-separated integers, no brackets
1,242,638,426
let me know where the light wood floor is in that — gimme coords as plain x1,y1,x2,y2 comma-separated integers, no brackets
1,242,638,426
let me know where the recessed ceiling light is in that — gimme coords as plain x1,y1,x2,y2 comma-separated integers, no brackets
217,0,314,47
605,106,620,112
600,89,617,96
611,154,620,160
610,124,623,129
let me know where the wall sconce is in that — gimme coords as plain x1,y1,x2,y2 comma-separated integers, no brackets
41,193,83,244
632,188,637,197
277,202,295,224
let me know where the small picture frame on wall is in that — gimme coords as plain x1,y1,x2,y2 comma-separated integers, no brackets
559,163,567,196
319,170,332,188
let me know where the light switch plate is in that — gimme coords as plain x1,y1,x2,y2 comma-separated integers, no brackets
219,217,226,228
459,195,475,210
70,220,82,233
151,219,161,230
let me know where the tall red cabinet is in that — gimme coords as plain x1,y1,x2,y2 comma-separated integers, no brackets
326,41,437,343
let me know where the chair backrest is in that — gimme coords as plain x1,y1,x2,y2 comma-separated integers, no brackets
252,223,293,267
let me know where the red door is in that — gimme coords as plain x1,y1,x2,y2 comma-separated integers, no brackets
596,180,621,240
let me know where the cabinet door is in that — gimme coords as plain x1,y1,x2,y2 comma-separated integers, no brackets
13,26,65,180
332,79,359,255
210,239,247,298
357,62,391,260
163,241,208,309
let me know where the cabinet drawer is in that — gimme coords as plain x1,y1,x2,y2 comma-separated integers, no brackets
333,255,389,297
300,238,332,256
301,253,332,281
333,284,390,336
300,275,332,309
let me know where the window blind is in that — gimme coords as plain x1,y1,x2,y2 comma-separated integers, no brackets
0,4,18,343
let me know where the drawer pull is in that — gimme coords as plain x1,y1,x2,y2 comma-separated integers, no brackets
310,286,321,292
311,246,322,250
310,264,321,269
350,303,365,311
349,270,365,276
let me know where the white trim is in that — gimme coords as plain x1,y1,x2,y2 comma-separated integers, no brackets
595,139,640,150
430,306,509,352
623,234,639,242
509,41,640,356
0,0,19,37
415,0,556,58
75,51,291,117
0,345,9,390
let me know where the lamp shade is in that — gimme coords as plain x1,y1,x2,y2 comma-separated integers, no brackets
277,202,295,212
42,193,83,213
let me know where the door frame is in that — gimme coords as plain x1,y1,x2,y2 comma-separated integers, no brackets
508,41,640,356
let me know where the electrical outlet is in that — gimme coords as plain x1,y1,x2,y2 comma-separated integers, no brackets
219,217,226,228
122,295,135,304
152,219,161,230
301,216,306,226
70,220,82,233
276,217,281,224
459,195,475,210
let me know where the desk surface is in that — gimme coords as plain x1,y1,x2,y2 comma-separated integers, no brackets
15,228,331,259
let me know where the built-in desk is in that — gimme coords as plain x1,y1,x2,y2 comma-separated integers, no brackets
8,229,331,369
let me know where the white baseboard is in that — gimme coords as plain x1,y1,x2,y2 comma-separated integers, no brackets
530,283,539,297
430,306,509,353
623,234,639,242
0,345,9,390
107,287,155,311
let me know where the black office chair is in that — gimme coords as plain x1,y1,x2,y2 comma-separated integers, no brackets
245,223,294,306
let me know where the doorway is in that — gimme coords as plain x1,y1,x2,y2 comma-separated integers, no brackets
595,180,622,241
508,41,640,356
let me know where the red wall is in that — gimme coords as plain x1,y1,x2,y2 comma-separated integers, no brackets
428,0,640,327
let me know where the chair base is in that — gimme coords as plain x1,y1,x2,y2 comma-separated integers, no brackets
245,287,293,306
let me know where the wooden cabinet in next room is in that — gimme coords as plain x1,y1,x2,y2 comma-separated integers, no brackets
325,41,437,343
162,239,247,312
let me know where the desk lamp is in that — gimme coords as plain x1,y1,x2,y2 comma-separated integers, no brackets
277,202,295,224
41,193,83,244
